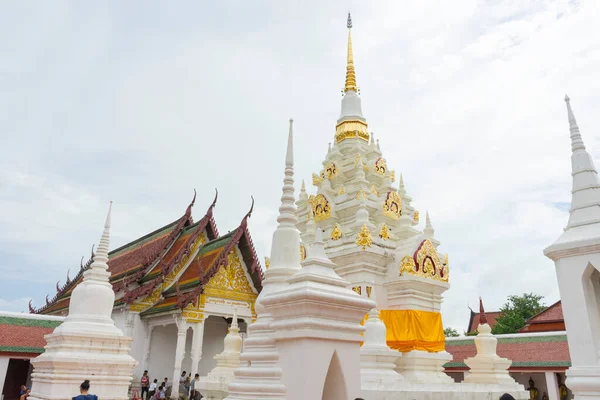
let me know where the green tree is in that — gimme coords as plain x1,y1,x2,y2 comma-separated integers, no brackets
444,327,460,337
492,293,546,334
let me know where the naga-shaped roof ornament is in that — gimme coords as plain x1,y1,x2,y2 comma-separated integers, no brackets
29,299,36,314
185,189,197,218
240,196,255,229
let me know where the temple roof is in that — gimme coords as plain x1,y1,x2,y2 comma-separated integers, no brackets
519,301,564,333
445,333,571,370
467,309,502,334
33,191,262,316
0,312,63,356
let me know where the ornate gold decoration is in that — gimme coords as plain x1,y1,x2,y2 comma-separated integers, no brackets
330,224,342,241
335,120,369,143
129,232,207,312
379,224,390,240
321,162,338,180
311,194,331,222
382,191,402,220
352,286,361,295
390,170,396,182
182,294,206,323
356,224,372,250
370,185,378,196
312,173,323,186
413,210,420,223
204,249,258,302
399,255,416,276
398,240,448,282
374,157,387,175
366,286,372,298
264,256,270,270
338,185,345,195
356,189,366,200
363,162,368,172
300,245,306,261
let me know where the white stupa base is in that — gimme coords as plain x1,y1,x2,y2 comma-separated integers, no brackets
360,351,404,390
29,331,137,400
395,350,454,383
463,354,516,385
361,381,529,400
565,366,600,400
196,379,230,400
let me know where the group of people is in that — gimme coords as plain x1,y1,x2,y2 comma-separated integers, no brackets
140,370,202,400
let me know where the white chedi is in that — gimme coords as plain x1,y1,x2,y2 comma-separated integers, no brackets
197,309,243,400
463,298,521,386
29,203,137,400
360,307,404,390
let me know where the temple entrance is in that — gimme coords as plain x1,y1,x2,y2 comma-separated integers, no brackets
321,351,347,400
2,359,30,400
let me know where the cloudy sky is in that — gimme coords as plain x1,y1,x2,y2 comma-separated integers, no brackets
1,0,599,332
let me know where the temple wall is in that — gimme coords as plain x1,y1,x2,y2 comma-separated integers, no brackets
512,372,549,398
130,313,146,380
197,316,228,376
147,324,177,383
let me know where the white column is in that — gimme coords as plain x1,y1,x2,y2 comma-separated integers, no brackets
190,320,205,378
172,317,188,387
141,324,155,372
0,356,10,397
545,372,560,400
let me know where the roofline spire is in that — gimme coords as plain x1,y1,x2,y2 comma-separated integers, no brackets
344,12,357,93
479,297,488,325
565,95,586,152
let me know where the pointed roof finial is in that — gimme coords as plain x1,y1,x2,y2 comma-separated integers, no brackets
479,297,488,325
287,118,294,167
231,307,239,330
87,201,112,277
301,179,306,192
565,95,585,152
424,211,435,237
344,13,357,93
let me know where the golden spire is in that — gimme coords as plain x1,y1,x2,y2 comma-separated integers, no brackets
344,12,357,93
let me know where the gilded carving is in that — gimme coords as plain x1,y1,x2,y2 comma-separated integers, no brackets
330,224,342,241
354,154,362,168
379,224,390,240
399,240,448,282
374,157,387,175
382,191,402,220
352,286,362,295
370,185,378,196
204,249,258,302
300,245,306,261
264,256,270,269
366,286,372,298
321,162,338,180
390,170,396,182
311,194,331,222
312,173,323,186
356,189,366,200
338,185,345,195
356,224,372,250
413,210,420,223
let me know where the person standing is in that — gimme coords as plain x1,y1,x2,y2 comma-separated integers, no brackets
184,373,191,399
178,371,187,400
190,374,201,400
141,370,150,400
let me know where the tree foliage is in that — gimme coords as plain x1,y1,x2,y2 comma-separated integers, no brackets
491,293,546,334
444,327,460,337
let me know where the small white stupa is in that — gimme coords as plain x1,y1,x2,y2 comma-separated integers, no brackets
197,309,243,400
463,298,526,396
30,203,137,400
360,307,404,391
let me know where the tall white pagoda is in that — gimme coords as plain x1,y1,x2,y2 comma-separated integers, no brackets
294,12,451,382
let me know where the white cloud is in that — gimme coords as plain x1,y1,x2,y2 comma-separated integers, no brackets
1,0,598,331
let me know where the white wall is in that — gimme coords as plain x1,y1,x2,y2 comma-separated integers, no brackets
147,324,178,383
197,316,228,376
0,356,10,399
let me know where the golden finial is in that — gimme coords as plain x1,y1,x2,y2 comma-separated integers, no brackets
344,12,357,93
356,224,372,250
331,223,342,240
